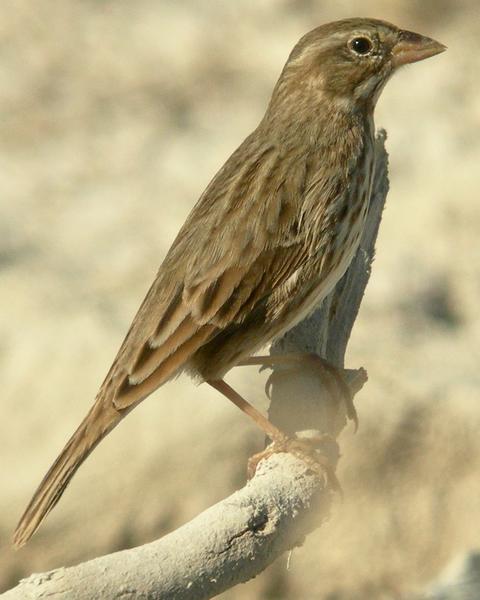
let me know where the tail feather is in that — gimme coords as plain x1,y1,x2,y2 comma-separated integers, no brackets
13,299,213,546
13,401,122,548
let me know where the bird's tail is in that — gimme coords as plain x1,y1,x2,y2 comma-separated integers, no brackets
13,399,123,547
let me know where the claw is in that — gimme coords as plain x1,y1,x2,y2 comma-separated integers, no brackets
264,373,273,399
236,353,360,431
307,355,359,432
247,434,342,495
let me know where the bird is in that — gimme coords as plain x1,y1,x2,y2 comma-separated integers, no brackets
13,18,445,547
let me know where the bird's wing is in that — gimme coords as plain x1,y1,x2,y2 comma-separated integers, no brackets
110,138,312,410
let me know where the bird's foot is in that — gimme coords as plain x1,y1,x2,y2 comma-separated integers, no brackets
238,353,359,430
303,354,359,431
247,433,341,493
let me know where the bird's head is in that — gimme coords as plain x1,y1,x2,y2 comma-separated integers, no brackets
271,18,446,115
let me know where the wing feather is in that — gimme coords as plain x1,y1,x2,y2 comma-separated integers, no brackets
106,137,314,411
114,323,217,409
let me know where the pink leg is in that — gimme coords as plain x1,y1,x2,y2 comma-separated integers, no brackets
207,379,288,443
208,377,340,488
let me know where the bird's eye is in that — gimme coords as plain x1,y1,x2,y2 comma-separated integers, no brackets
349,37,373,56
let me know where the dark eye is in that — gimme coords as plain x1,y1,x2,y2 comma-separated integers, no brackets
349,37,373,55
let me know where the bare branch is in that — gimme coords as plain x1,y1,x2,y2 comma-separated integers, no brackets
2,132,389,600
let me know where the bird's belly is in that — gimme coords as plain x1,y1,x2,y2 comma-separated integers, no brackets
275,133,374,339
273,267,341,340
274,215,366,340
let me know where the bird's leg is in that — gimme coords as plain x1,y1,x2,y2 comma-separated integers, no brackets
207,379,340,490
207,379,287,444
237,353,358,430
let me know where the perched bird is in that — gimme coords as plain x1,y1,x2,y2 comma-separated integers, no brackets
14,18,445,547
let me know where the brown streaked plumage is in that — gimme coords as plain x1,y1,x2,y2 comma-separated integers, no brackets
14,18,445,547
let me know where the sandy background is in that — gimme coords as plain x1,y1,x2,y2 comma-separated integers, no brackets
1,1,479,598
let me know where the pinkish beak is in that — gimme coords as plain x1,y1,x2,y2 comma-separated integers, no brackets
392,30,446,67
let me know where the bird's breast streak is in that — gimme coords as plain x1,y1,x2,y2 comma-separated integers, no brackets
276,151,373,338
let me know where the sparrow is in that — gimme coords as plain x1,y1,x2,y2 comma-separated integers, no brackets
14,18,445,546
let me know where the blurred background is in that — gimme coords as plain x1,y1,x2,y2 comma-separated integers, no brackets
1,1,479,598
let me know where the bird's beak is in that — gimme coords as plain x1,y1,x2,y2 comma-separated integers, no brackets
392,30,446,67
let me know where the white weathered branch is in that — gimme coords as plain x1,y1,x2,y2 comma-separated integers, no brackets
4,455,333,600
3,132,389,600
